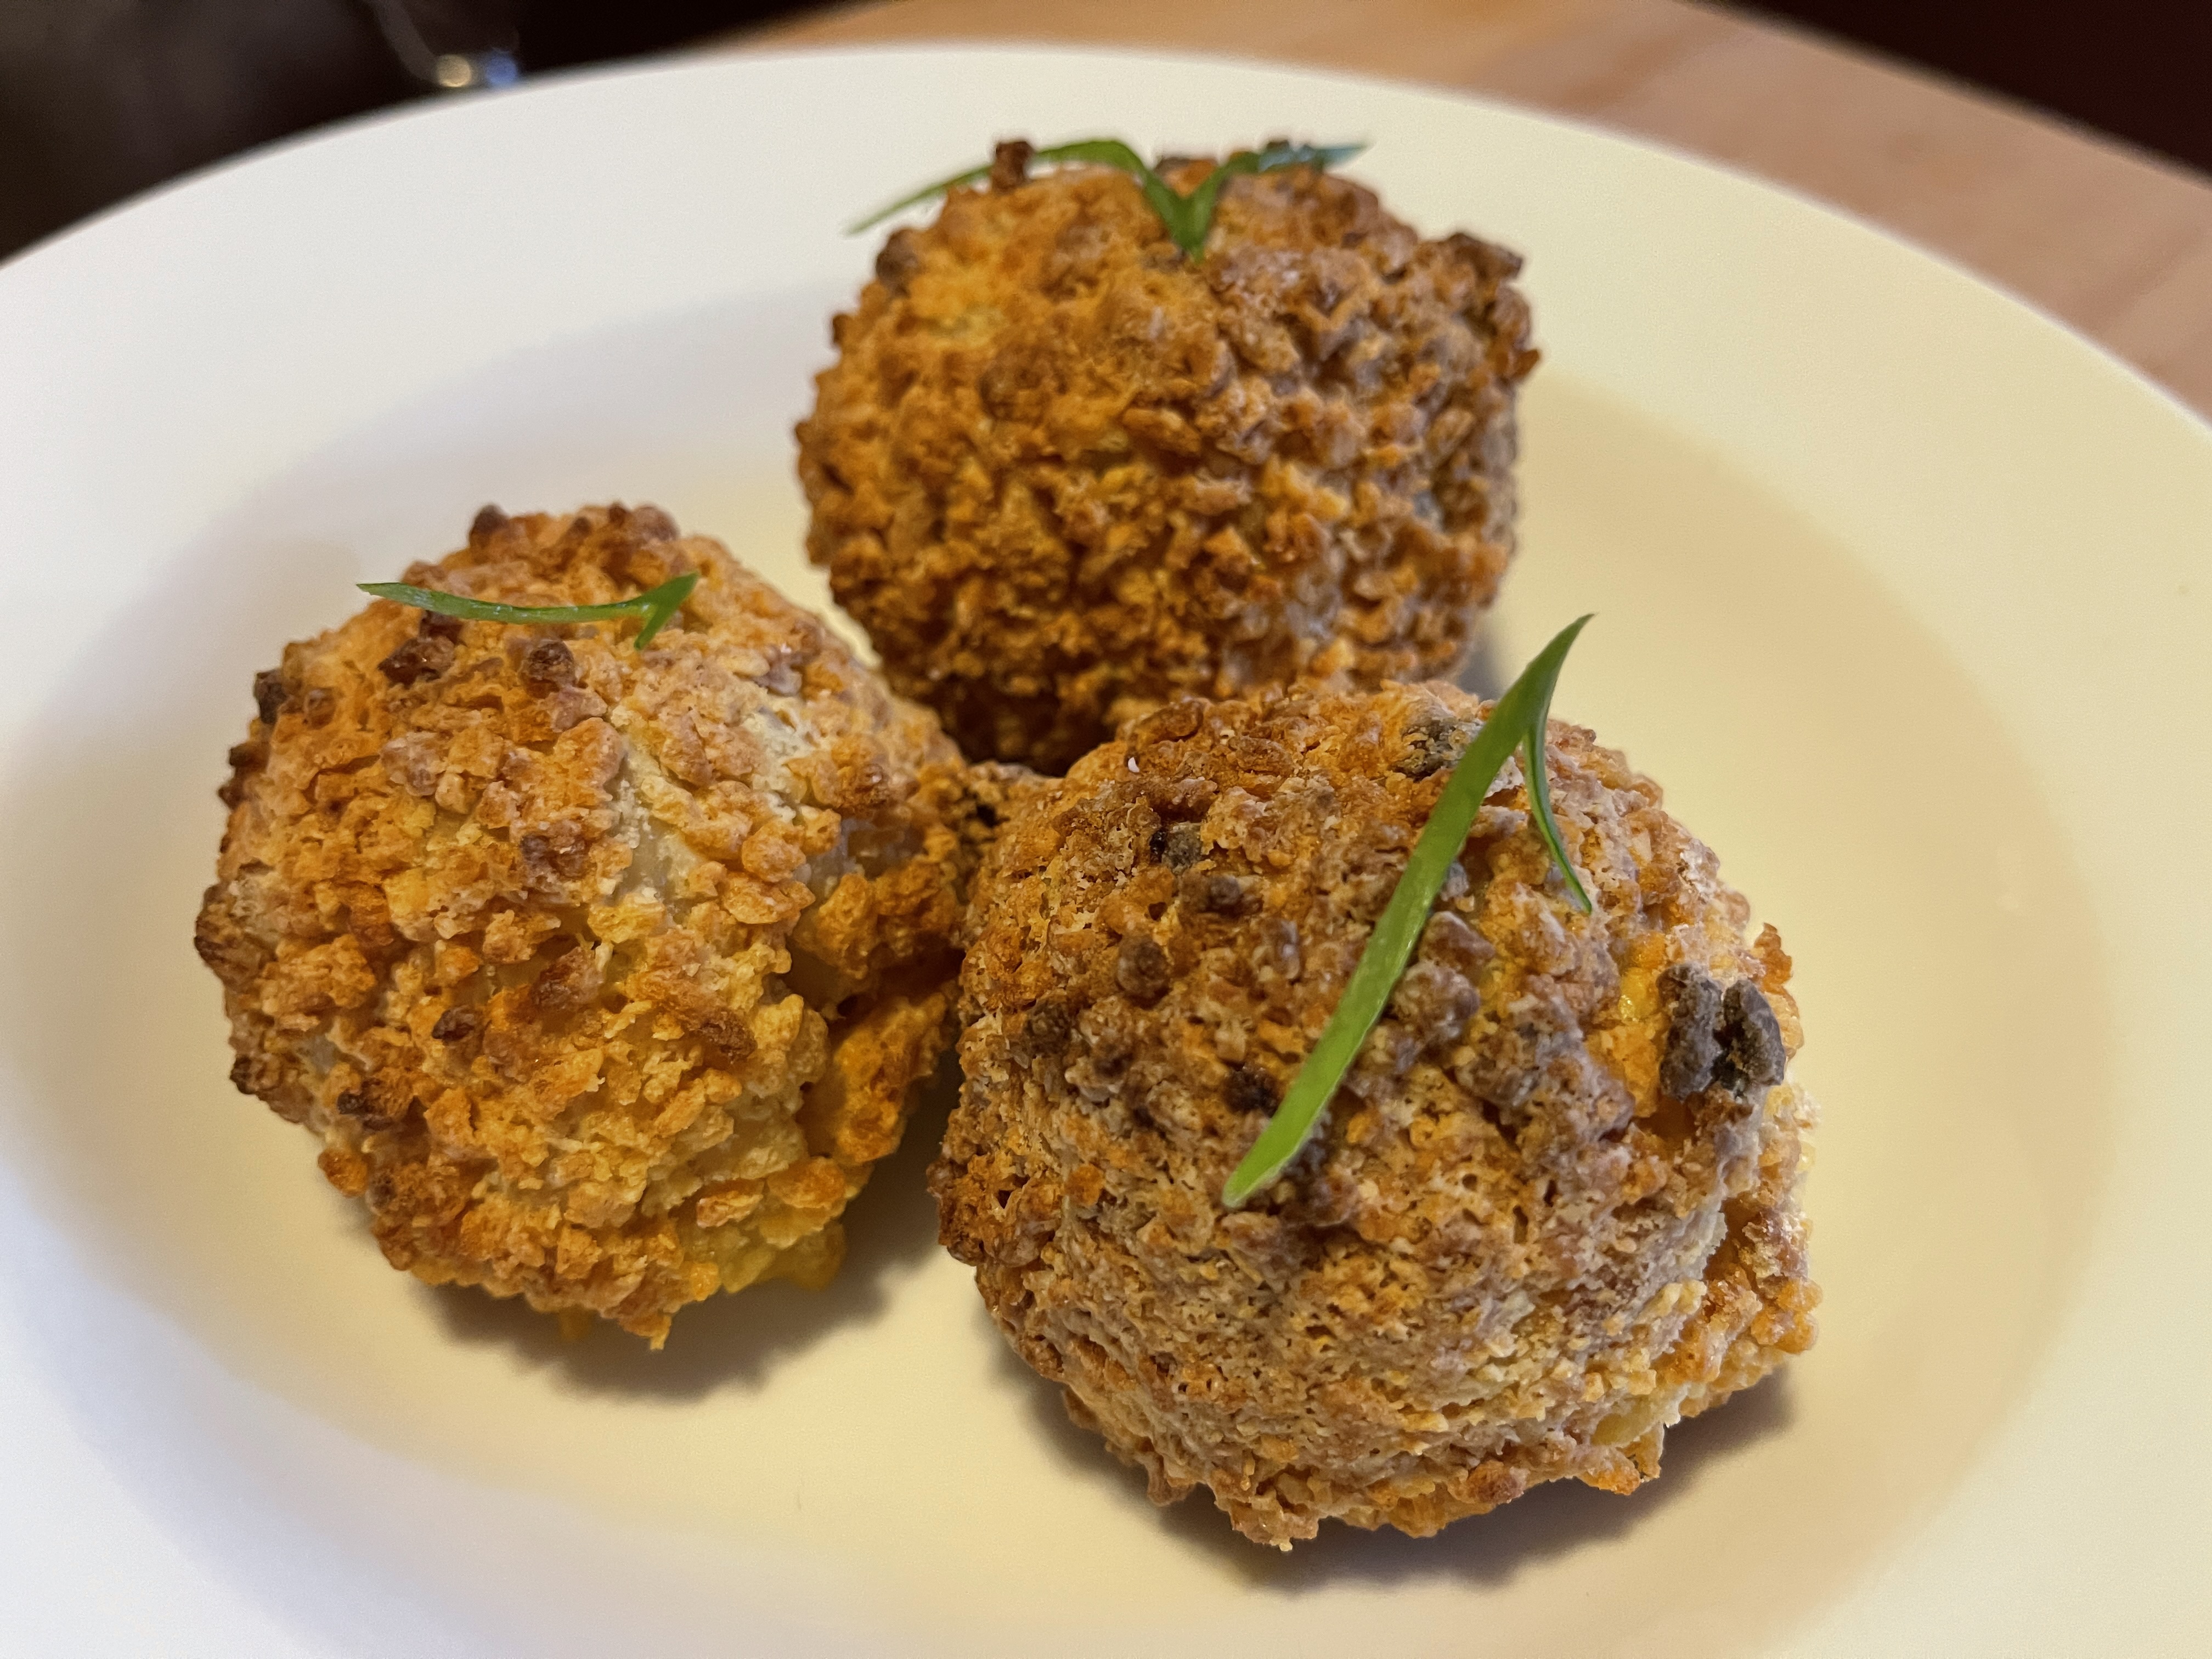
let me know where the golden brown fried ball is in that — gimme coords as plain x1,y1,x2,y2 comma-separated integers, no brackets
197,504,985,1344
933,682,1818,1546
797,143,1537,770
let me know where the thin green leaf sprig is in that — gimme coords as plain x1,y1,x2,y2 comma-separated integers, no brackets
851,138,1368,260
358,572,700,648
1221,617,1596,1210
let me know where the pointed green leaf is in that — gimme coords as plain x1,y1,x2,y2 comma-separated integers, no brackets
848,136,1366,260
1221,616,1595,1209
358,571,699,650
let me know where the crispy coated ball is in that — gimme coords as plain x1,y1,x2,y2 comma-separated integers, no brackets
197,504,984,1345
797,144,1537,770
932,682,1818,1546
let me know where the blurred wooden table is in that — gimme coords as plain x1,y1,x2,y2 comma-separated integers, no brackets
727,0,2212,420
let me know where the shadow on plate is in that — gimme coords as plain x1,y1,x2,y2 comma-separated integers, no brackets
417,1056,961,1400
989,1318,1795,1590
1457,624,1508,702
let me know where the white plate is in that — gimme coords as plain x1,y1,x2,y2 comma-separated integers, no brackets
1,45,2206,1658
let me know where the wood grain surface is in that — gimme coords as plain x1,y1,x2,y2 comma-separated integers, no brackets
723,0,2212,419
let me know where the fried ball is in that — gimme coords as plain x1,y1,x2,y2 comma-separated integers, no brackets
797,143,1537,770
933,682,1818,1546
196,503,979,1345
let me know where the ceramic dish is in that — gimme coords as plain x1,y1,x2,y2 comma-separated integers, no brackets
1,45,2205,1658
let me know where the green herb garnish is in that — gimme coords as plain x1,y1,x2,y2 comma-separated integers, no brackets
851,138,1368,261
1221,617,1595,1210
358,572,699,648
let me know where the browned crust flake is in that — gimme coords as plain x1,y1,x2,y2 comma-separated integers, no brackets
198,504,975,1344
932,682,1818,1546
798,152,1537,769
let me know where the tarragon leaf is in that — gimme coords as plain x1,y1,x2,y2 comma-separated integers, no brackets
358,571,699,648
1221,617,1595,1210
850,137,1367,258
1163,140,1368,255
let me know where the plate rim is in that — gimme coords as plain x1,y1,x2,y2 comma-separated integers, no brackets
0,41,2205,1657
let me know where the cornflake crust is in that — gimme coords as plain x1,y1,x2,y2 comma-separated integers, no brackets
798,143,1537,770
197,504,979,1345
933,682,1818,1547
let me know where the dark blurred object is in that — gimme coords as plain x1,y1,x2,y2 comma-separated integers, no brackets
520,0,799,71
0,1,408,258
0,0,805,261
1729,1,2212,176
359,0,522,91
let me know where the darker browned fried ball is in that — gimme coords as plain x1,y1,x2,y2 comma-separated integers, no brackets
798,144,1537,770
932,681,1818,1545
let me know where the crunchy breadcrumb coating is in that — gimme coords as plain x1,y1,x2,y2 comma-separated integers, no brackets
197,504,976,1344
933,682,1818,1546
797,144,1537,770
